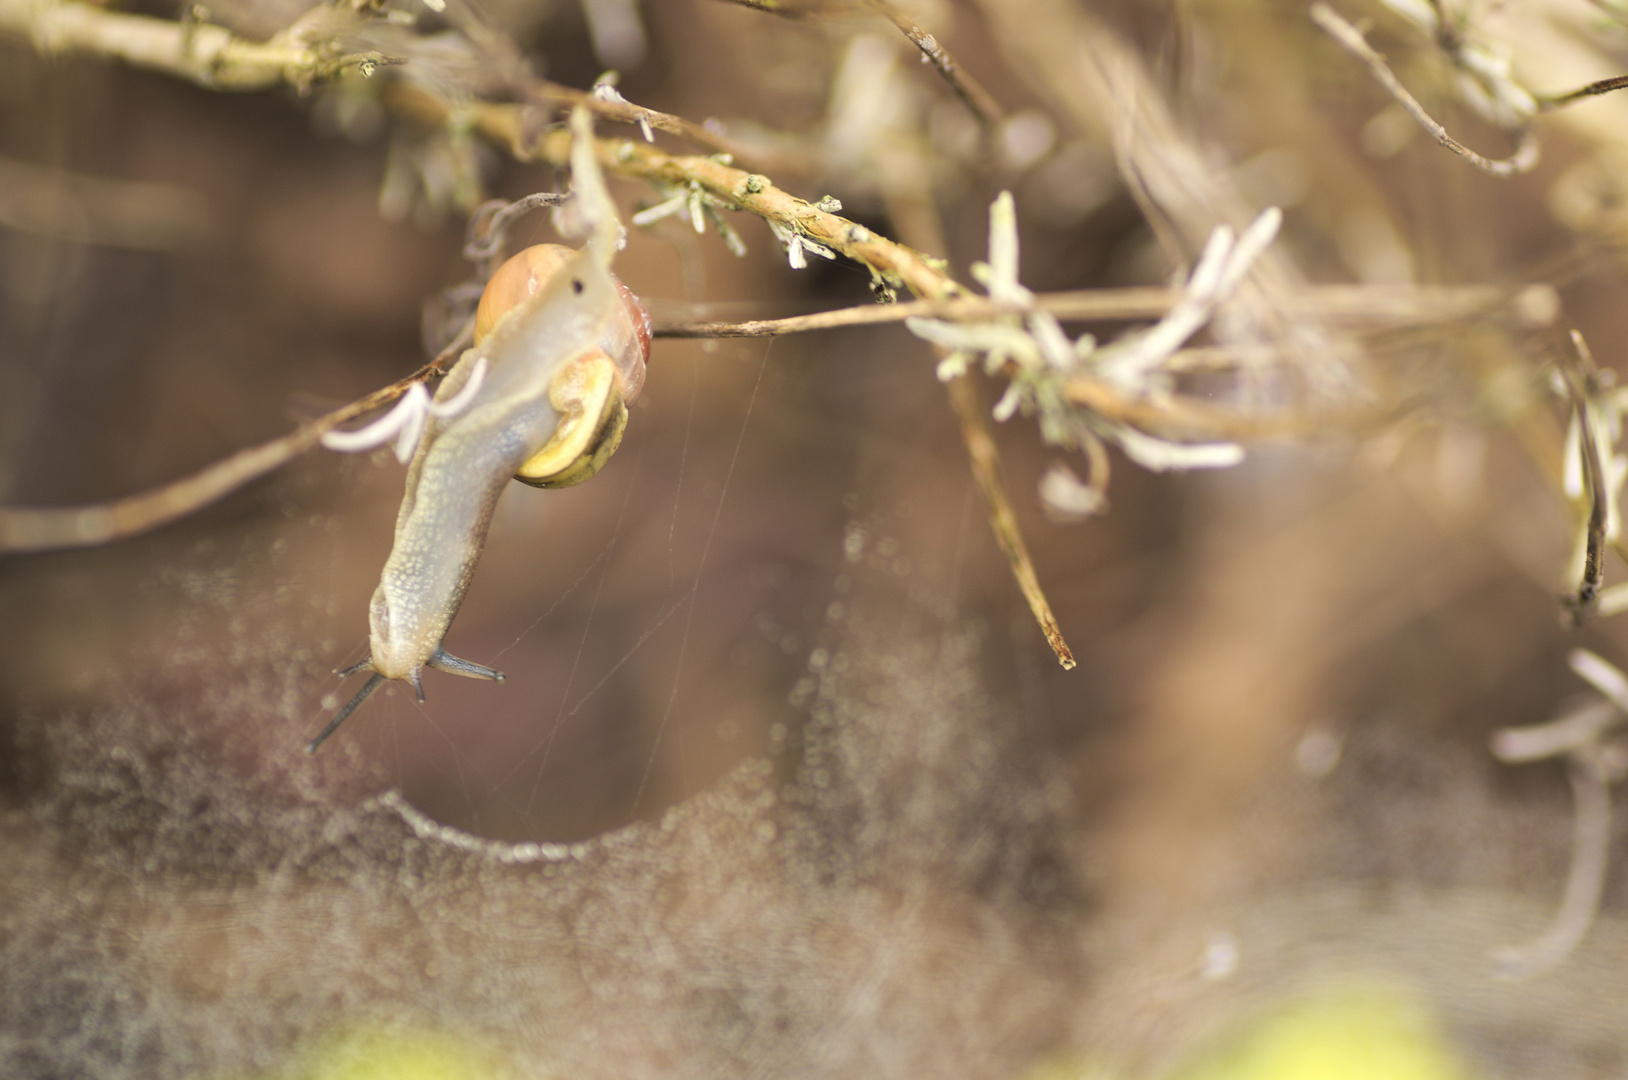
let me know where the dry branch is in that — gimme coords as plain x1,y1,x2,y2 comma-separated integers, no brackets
0,0,400,90
1310,2,1537,178
862,0,1002,127
948,376,1075,669
530,79,750,162
1540,74,1628,111
0,155,213,251
651,283,1516,337
712,0,1001,127
0,327,470,555
385,81,962,302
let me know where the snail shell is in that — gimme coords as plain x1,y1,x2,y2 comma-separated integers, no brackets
475,244,650,488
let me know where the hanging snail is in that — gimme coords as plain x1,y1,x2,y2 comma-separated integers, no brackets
308,242,651,753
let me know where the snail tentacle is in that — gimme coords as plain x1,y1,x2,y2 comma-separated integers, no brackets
335,656,375,678
306,673,386,755
427,648,506,681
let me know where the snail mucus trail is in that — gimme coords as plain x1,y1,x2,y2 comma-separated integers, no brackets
309,243,651,753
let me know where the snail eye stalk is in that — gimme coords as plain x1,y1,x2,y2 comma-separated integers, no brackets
306,672,384,755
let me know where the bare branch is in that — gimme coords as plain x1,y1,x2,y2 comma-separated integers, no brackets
1309,2,1537,178
707,0,1000,126
947,375,1075,669
0,323,471,555
528,79,755,162
385,81,961,302
651,283,1516,338
1493,745,1618,979
862,0,1003,127
709,0,862,12
0,155,214,251
1538,73,1628,111
652,294,1179,339
1493,699,1621,764
865,164,1074,669
0,0,402,92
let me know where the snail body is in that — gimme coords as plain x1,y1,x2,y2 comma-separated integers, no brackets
310,244,650,752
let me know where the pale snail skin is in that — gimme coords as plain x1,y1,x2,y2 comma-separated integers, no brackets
309,244,650,753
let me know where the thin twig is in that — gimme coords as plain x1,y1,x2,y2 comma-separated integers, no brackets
710,0,861,12
528,79,753,162
863,0,1003,127
1571,392,1607,615
947,376,1075,669
654,293,1178,338
1538,74,1628,112
1493,699,1621,764
0,155,215,251
1061,377,1372,442
708,0,1001,127
462,192,568,265
1490,647,1628,978
0,0,402,91
384,81,959,300
0,322,472,555
1310,2,1538,178
651,283,1515,337
869,152,1073,669
1493,745,1617,979
1562,331,1612,620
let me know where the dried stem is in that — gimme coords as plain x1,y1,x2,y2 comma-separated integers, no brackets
0,0,402,91
1309,2,1538,178
528,79,751,162
1493,699,1621,764
1493,746,1617,979
651,283,1515,338
0,155,214,251
385,81,960,301
1538,74,1628,112
710,0,861,12
865,148,1073,670
862,0,1002,127
710,0,1001,126
1560,331,1613,620
0,323,471,555
1061,377,1370,443
947,375,1075,669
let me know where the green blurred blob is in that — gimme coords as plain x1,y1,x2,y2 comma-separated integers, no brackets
249,1025,519,1080
1024,981,1466,1080
1168,982,1466,1080
1023,1056,1126,1080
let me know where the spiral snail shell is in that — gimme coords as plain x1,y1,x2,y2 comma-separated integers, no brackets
309,243,650,752
476,243,651,488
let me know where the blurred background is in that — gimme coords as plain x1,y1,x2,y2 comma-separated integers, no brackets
3,0,1628,1076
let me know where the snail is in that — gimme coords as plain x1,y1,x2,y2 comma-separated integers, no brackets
308,243,651,753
